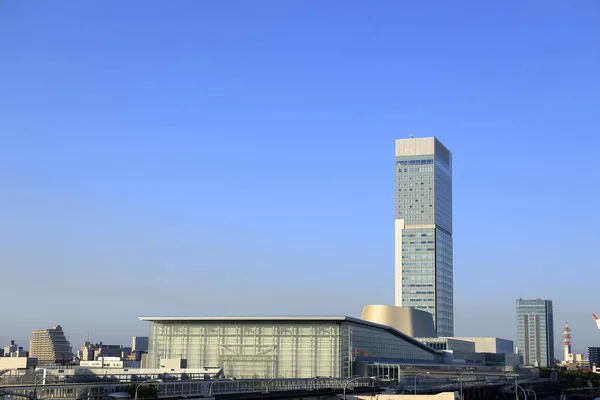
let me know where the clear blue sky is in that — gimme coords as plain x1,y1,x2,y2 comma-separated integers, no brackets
1,1,599,357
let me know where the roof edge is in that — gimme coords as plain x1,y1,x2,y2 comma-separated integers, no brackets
138,315,441,355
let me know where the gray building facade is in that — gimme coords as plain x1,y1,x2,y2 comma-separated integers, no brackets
516,298,555,367
140,316,444,379
589,347,600,369
395,137,453,337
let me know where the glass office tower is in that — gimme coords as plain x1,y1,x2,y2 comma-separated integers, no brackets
395,137,453,337
516,298,555,367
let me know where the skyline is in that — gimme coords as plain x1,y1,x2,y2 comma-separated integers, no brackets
1,1,600,358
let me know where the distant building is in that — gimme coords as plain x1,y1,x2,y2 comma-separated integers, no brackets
3,340,28,357
29,325,73,365
95,344,122,359
516,298,555,367
121,346,132,360
565,353,589,370
79,342,130,361
79,342,96,361
4,340,18,356
589,347,600,369
132,336,149,353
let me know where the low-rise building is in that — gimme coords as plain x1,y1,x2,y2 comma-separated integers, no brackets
126,350,147,362
139,315,447,378
79,342,131,361
0,357,37,369
417,337,521,369
79,357,140,369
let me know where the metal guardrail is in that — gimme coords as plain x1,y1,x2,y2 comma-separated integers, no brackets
0,373,210,387
0,377,376,399
1,370,540,400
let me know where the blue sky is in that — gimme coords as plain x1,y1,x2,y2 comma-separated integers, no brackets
1,1,599,357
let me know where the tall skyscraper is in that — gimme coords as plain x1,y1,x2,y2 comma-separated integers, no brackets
29,325,73,365
395,137,453,337
516,298,555,367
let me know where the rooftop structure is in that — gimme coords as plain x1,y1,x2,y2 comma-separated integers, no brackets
361,304,436,337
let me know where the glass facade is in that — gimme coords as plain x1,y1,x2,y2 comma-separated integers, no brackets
346,323,441,363
146,318,442,379
395,138,454,337
399,227,436,311
516,299,554,367
588,347,600,369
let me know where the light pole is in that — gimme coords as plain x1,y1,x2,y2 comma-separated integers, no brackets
459,371,473,400
343,376,376,400
134,379,163,400
209,378,233,396
514,382,528,400
414,372,430,398
32,376,46,400
263,378,277,393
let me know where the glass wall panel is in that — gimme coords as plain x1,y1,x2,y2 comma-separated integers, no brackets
149,322,340,379
148,320,442,379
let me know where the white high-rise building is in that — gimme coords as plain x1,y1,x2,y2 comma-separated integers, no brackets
395,137,453,337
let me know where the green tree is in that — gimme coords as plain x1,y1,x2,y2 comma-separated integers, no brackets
120,383,159,399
